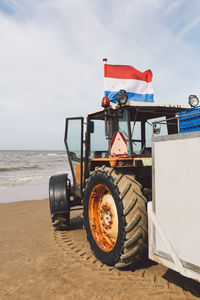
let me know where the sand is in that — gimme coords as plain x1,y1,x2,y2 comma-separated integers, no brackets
0,199,200,300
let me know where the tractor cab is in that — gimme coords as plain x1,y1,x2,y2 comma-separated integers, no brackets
65,100,188,199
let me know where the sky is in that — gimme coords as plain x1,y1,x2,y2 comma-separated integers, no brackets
0,0,200,150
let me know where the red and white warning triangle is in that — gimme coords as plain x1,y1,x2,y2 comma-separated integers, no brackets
110,132,128,157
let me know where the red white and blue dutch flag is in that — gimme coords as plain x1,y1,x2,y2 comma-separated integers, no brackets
104,63,154,103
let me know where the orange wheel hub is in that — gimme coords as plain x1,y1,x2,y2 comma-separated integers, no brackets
88,184,118,252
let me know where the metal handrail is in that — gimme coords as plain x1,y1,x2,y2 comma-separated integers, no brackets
152,110,200,135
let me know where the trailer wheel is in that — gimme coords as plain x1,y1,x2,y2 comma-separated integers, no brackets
83,166,148,267
49,174,70,230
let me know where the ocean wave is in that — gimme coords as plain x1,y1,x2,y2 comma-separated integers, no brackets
16,175,43,183
0,151,71,190
47,153,67,157
16,176,33,183
0,165,41,172
7,175,46,186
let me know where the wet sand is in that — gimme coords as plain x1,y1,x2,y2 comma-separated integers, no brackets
0,199,200,300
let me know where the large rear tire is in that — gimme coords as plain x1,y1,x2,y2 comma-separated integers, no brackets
83,166,147,268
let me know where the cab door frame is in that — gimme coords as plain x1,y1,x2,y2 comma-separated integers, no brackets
64,117,84,197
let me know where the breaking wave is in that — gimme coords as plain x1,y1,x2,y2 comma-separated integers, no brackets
0,165,41,172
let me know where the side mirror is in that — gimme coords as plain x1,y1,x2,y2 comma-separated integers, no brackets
153,123,161,135
89,120,94,133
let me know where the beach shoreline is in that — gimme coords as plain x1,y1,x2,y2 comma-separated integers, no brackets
0,183,48,203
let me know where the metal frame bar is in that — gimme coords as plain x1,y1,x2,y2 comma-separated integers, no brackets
127,109,133,157
84,116,90,186
152,111,200,126
64,117,84,196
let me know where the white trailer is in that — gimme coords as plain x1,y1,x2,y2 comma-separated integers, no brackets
148,127,200,282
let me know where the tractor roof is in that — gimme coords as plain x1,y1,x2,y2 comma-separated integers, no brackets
88,101,190,120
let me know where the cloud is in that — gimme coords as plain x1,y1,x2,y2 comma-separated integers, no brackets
178,16,200,39
0,0,200,149
165,0,184,13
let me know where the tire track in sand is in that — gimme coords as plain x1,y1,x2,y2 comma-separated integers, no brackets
54,215,200,299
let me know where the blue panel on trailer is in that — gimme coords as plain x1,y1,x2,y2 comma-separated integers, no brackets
178,106,200,133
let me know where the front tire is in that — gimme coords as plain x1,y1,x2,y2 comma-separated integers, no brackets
49,174,70,230
83,166,148,268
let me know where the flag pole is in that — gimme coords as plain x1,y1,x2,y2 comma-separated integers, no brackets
102,58,109,138
103,58,107,76
102,58,107,97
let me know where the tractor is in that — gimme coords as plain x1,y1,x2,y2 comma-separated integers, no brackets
49,91,188,269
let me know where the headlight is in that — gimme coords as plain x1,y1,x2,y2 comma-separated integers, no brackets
117,90,128,106
188,95,199,107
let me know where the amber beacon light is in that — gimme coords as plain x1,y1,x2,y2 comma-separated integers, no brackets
102,96,110,108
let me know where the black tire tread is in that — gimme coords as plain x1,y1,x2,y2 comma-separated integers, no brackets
123,194,137,216
121,245,140,263
124,229,142,249
125,213,141,233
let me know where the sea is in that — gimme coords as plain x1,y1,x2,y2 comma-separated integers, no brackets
0,150,71,203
